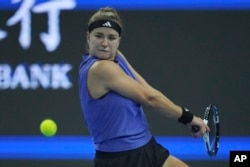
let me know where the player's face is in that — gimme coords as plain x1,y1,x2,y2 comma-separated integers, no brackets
87,27,120,61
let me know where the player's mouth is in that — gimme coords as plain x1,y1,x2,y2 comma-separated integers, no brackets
99,49,109,53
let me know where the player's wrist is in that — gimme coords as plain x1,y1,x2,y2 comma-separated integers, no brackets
178,107,194,125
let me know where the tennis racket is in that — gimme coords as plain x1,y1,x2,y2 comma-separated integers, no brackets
192,104,220,156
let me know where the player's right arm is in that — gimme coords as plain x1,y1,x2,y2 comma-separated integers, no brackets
88,60,182,120
88,59,207,137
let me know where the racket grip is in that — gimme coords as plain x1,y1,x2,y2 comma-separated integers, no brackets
191,125,200,133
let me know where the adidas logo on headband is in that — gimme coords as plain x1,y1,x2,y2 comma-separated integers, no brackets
88,20,122,36
102,21,112,27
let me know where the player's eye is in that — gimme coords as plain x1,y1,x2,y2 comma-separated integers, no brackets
95,34,102,38
108,36,116,40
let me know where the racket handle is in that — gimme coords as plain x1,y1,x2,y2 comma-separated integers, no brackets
191,125,200,133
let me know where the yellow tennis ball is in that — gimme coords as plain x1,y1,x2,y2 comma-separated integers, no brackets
40,119,57,137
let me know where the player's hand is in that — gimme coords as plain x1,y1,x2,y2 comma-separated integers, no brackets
187,116,210,137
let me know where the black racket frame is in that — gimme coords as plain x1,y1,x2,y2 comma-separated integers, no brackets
204,104,220,156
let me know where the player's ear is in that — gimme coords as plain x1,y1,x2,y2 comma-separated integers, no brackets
117,36,121,48
86,32,90,44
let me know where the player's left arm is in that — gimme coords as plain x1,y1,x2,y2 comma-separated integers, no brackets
117,50,208,136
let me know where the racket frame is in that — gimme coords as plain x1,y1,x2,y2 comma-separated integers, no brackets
203,104,220,156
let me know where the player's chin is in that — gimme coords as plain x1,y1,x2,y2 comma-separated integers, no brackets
98,52,112,60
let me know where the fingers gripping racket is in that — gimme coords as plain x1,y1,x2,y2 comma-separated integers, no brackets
192,104,220,156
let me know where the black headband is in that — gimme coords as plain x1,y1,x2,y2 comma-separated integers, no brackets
88,20,122,36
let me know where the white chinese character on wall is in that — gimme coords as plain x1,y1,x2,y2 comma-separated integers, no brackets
0,0,76,52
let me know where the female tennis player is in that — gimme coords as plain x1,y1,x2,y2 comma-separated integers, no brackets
79,7,209,167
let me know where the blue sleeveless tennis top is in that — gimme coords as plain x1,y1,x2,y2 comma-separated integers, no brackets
79,54,152,152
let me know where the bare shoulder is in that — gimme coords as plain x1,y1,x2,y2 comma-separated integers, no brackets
87,60,115,98
87,59,126,98
89,60,120,80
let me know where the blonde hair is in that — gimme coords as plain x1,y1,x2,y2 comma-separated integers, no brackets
88,7,123,30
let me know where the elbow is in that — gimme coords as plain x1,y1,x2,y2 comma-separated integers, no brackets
141,91,160,109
